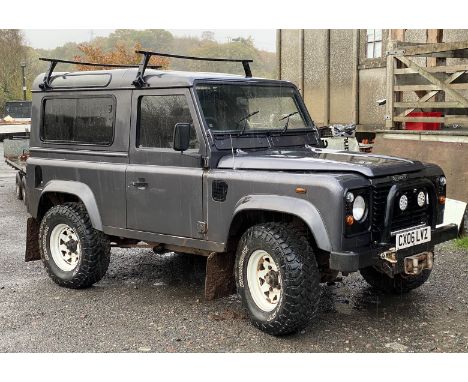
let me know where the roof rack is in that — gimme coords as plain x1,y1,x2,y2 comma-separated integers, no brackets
38,57,162,90
132,50,254,87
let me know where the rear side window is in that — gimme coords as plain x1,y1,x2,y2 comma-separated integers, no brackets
138,95,198,149
42,97,115,145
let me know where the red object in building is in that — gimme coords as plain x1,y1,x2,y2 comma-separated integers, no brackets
405,112,442,130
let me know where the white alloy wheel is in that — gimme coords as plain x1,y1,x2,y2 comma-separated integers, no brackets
49,223,81,272
247,250,282,312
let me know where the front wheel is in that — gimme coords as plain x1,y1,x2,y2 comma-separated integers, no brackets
39,202,110,289
235,223,320,336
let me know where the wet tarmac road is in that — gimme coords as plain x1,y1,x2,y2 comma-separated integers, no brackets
0,144,467,352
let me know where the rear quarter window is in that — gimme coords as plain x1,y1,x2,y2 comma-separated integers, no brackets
41,97,115,145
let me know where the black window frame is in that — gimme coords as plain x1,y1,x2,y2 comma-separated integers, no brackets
136,93,198,151
40,94,117,147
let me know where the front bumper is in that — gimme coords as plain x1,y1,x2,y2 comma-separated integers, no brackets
329,223,458,272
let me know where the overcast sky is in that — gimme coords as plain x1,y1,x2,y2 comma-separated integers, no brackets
22,29,276,52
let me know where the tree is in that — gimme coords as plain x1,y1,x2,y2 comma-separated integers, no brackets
17,29,277,101
0,29,28,114
183,38,275,78
73,42,170,70
97,29,174,53
201,31,215,41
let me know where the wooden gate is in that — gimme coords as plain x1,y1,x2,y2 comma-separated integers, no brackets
385,41,468,129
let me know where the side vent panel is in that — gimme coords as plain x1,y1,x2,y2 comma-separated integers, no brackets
212,180,228,202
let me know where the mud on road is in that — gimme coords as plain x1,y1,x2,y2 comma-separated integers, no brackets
0,144,467,352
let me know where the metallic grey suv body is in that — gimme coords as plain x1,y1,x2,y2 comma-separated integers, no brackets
24,66,458,335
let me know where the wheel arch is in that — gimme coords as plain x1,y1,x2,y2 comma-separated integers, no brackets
227,195,332,252
36,180,103,230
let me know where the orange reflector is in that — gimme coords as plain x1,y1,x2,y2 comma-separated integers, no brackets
438,195,446,205
295,187,307,194
345,215,354,226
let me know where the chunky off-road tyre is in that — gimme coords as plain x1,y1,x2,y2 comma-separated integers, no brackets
20,177,27,204
15,173,23,200
39,202,110,289
235,222,320,336
360,266,432,294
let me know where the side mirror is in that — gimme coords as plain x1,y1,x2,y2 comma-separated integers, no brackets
173,123,191,152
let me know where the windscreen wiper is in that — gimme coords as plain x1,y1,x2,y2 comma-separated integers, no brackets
279,111,299,134
237,110,260,136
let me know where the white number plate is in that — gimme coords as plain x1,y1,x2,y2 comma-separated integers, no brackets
396,226,431,250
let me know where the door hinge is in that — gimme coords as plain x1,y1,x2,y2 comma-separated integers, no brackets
197,221,208,234
202,156,209,168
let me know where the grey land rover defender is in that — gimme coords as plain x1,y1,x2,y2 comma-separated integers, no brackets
24,51,458,336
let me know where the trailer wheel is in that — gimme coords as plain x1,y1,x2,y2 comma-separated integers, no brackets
20,177,27,204
15,173,23,200
235,222,320,336
39,202,110,289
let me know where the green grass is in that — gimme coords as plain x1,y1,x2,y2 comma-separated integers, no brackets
454,236,468,250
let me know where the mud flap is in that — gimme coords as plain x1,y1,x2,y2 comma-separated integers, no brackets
204,252,236,301
25,217,41,262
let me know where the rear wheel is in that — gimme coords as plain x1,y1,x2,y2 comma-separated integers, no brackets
235,222,320,336
360,266,432,294
39,202,110,289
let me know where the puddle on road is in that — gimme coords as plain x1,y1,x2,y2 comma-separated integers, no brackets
106,249,429,323
320,280,383,316
107,249,207,292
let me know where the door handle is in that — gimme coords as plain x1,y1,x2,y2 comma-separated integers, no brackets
131,180,148,190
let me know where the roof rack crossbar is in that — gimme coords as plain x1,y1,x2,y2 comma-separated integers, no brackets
38,57,162,90
132,50,254,87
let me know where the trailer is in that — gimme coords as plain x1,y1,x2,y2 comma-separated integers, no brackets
4,138,29,203
0,122,30,141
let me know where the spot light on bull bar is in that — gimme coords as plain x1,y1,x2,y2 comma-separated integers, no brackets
399,194,408,211
417,191,426,207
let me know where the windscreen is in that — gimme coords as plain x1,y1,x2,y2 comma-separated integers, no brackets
196,84,310,134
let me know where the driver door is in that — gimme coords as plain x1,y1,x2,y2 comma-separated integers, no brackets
126,88,205,239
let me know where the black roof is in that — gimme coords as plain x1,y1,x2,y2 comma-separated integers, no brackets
32,68,292,91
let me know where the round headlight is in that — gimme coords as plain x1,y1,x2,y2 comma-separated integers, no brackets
417,191,426,207
399,194,408,211
352,195,366,221
438,176,447,186
345,192,355,203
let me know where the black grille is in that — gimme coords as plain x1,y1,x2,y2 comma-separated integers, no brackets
371,183,391,239
371,182,430,242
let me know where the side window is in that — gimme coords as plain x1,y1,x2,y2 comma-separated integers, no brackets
42,97,114,145
138,95,199,150
366,29,383,59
